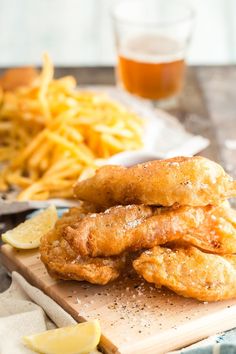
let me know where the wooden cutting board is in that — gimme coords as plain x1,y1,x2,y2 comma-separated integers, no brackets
2,244,236,354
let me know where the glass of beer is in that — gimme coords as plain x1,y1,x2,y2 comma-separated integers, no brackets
112,0,195,102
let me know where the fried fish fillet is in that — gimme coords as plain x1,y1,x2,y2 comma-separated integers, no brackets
40,207,126,285
133,246,236,301
74,156,236,208
0,67,39,91
63,203,236,257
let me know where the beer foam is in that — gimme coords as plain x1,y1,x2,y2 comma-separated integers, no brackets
119,34,184,63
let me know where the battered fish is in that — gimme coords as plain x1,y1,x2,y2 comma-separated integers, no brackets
63,203,236,257
0,67,39,91
40,207,127,285
133,246,236,301
74,156,236,208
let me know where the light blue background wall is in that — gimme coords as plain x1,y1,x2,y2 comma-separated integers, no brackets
0,0,235,66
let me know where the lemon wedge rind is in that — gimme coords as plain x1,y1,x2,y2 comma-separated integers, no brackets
1,205,58,249
22,319,101,354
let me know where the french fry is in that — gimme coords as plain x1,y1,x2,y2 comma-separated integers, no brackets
28,139,52,168
0,54,144,200
38,53,53,121
17,182,44,201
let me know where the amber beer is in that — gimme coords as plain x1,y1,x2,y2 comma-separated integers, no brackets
117,35,186,100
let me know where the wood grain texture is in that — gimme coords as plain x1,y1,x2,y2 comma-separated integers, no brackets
2,244,236,354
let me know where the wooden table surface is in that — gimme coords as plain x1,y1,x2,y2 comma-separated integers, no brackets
1,65,236,292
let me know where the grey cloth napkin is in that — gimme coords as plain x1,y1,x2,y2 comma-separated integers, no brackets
0,272,99,354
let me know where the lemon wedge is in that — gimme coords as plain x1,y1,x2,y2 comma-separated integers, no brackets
22,320,101,354
1,205,58,249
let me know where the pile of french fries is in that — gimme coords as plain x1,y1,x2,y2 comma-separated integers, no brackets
0,54,143,200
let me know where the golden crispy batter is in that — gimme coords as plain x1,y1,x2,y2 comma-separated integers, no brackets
40,230,126,285
133,246,236,302
74,156,236,208
64,204,153,257
63,203,236,257
40,155,236,297
40,206,127,285
0,67,39,91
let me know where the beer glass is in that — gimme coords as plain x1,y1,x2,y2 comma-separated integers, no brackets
112,0,195,101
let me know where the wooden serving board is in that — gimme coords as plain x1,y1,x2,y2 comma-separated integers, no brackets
2,244,236,354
